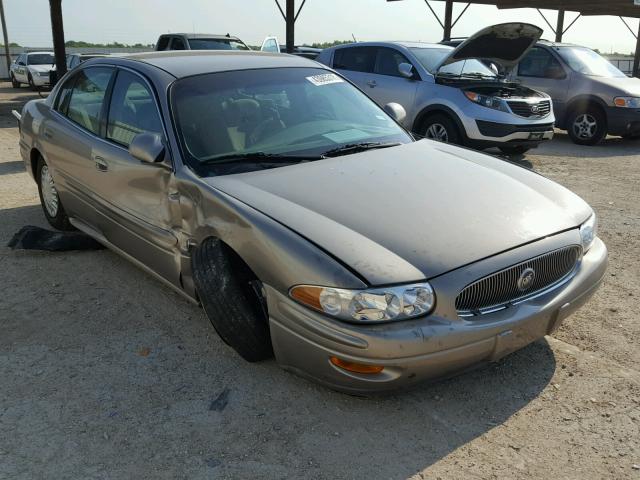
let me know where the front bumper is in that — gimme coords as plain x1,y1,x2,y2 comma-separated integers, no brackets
606,106,640,136
30,73,51,87
267,232,607,394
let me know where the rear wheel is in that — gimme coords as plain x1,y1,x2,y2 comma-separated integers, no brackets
191,238,273,362
36,156,74,231
567,106,607,145
420,114,462,145
499,145,531,156
11,74,20,88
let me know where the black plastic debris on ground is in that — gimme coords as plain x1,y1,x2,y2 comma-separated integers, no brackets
7,225,105,252
209,388,230,411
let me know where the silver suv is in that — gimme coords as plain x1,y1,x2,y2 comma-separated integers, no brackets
513,41,640,145
317,23,554,155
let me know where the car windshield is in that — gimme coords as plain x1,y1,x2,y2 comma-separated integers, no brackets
556,46,626,78
171,68,411,175
188,38,250,51
409,47,497,78
28,53,55,65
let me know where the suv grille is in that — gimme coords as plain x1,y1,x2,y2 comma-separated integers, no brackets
456,245,581,316
507,100,551,118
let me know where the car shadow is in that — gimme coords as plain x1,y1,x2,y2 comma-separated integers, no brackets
1,202,557,478
0,161,26,176
534,131,640,158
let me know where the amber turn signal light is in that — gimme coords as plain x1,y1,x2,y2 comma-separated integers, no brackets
330,356,384,374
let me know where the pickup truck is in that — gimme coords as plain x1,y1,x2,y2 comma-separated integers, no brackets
155,33,250,51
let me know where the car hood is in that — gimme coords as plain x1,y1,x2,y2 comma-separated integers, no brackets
438,22,543,72
207,141,591,285
589,75,640,96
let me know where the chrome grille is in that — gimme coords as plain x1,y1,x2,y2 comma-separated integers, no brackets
456,245,582,316
507,100,551,118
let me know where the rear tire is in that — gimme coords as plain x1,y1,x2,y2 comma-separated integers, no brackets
11,74,20,88
499,145,531,156
191,238,273,362
36,156,74,231
567,105,607,146
419,114,463,145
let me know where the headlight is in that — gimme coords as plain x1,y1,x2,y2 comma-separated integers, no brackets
289,282,435,323
464,91,509,112
613,97,640,108
579,214,598,253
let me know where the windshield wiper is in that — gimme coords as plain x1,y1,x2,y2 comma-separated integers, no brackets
200,151,323,165
321,142,401,158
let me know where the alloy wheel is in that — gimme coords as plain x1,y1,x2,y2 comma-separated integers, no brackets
572,114,598,140
40,165,59,217
425,123,449,142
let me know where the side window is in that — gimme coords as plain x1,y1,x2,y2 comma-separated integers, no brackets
333,47,376,73
66,67,113,135
55,74,77,114
107,70,163,147
156,36,170,51
374,47,411,77
170,37,187,50
518,47,564,78
262,38,279,53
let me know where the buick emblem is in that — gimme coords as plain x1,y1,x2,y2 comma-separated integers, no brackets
517,268,536,292
531,104,540,114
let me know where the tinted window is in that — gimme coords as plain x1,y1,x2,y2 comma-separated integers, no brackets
107,70,163,146
27,53,55,65
518,47,563,78
55,74,76,114
170,37,187,50
188,38,249,50
156,36,170,51
333,47,375,73
66,67,113,134
374,47,411,77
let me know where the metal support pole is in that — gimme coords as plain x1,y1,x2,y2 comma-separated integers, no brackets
285,0,294,54
555,9,565,42
443,0,453,41
0,0,11,78
634,21,640,78
49,0,67,78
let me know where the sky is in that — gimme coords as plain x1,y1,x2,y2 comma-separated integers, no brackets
2,0,639,55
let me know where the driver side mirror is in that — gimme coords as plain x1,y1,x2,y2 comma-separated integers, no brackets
398,62,414,79
384,102,407,124
129,132,166,164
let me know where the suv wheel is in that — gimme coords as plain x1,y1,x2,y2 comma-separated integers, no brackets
567,106,607,145
420,114,462,145
11,74,20,88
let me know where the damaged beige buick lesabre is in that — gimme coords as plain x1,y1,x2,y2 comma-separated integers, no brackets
16,51,607,393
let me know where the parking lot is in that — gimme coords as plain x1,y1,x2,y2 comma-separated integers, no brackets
0,83,639,479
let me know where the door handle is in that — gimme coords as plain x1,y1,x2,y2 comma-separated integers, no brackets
93,155,108,172
367,80,377,88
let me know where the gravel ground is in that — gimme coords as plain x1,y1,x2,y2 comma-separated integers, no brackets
0,84,639,480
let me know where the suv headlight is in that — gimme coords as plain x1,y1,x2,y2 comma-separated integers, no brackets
464,91,509,112
579,214,598,253
614,97,640,108
290,282,435,323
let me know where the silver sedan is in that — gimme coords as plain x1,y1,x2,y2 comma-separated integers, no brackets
16,51,607,393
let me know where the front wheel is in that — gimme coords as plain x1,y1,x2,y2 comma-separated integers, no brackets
36,157,74,231
567,106,607,145
191,238,273,362
419,114,462,145
27,73,35,90
11,74,20,88
499,145,531,156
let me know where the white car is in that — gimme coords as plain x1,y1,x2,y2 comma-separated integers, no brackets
10,51,55,89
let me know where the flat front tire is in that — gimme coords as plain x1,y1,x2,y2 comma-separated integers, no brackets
36,156,74,231
191,238,273,362
420,114,462,145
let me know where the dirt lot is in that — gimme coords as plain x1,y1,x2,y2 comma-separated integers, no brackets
0,83,639,480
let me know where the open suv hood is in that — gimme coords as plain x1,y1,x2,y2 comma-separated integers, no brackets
438,23,543,72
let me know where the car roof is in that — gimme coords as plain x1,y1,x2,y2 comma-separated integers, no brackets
25,51,54,55
159,33,242,41
104,50,323,78
333,41,450,50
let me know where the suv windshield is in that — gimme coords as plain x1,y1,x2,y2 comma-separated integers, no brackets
28,53,55,65
556,46,625,78
188,38,250,51
409,47,497,78
171,68,411,175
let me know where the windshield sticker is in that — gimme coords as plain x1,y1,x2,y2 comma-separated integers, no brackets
323,129,369,143
306,73,344,86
